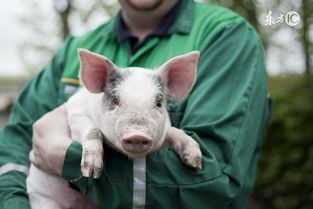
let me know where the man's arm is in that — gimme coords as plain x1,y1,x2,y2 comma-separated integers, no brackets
0,37,71,209
144,21,271,209
178,21,270,207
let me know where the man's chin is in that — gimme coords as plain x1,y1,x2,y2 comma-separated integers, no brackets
124,0,163,11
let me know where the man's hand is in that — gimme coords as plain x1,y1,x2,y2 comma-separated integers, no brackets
29,104,72,176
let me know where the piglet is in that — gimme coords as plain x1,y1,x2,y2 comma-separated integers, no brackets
27,50,202,209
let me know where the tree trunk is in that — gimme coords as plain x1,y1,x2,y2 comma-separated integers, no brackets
53,0,72,40
302,0,311,75
60,8,71,39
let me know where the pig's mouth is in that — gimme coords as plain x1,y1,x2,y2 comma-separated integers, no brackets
121,133,153,155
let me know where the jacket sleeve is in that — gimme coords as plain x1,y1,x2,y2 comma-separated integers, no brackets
145,21,271,209
176,21,270,207
0,37,71,209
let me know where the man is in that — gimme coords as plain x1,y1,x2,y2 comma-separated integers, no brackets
0,0,271,209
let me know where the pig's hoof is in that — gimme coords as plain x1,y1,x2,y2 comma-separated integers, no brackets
81,140,104,179
182,147,202,169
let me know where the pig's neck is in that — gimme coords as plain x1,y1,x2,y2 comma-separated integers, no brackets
121,0,178,41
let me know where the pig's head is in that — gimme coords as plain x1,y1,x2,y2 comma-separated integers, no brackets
78,49,199,158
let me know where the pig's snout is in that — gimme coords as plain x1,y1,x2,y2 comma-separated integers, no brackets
122,134,152,154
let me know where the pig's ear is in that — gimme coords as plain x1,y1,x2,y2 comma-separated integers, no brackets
78,48,117,93
159,51,199,100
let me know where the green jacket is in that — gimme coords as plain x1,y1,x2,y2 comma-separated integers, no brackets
0,1,271,209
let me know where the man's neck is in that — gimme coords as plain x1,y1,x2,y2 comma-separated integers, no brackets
120,0,178,41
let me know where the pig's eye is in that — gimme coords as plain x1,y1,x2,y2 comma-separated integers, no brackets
111,95,120,107
155,94,164,108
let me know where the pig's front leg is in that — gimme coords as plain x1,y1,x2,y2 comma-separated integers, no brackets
165,127,202,169
69,114,104,179
81,127,104,178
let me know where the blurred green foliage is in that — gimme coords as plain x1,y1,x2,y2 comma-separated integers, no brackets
254,74,313,209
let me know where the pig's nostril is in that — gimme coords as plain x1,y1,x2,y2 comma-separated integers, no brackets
124,140,134,145
123,136,151,145
124,138,151,146
142,141,149,145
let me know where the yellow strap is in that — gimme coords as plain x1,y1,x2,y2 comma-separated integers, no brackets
61,77,80,85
